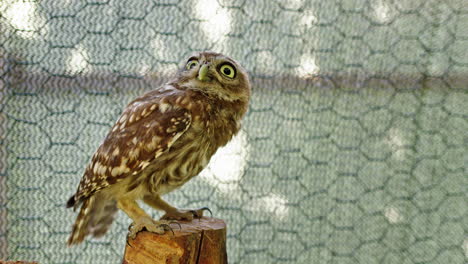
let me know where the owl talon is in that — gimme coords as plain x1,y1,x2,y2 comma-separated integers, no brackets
190,206,212,219
127,217,171,239
126,235,133,247
169,220,182,230
160,223,175,236
192,207,212,217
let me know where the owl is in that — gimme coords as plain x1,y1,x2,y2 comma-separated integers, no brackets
66,51,251,245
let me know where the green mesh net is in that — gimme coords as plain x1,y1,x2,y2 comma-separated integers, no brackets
0,0,467,263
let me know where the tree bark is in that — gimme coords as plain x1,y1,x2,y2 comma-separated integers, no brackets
122,217,227,264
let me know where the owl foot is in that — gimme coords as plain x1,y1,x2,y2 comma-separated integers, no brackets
127,217,173,239
161,207,212,221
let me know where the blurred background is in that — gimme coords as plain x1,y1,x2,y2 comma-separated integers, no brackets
0,0,467,263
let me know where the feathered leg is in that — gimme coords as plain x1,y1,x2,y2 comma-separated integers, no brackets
143,195,210,220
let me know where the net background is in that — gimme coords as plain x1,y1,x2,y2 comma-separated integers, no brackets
0,0,467,263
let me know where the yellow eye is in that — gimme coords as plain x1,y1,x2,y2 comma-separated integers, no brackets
186,60,199,70
219,64,236,78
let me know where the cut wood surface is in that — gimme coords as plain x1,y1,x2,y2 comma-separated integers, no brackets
122,217,227,264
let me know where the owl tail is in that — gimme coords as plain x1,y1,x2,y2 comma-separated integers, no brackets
88,199,118,238
67,196,96,246
67,195,117,246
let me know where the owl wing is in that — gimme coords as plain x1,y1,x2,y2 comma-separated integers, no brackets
68,95,191,207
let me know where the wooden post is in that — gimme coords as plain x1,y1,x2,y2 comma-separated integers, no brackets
122,217,227,264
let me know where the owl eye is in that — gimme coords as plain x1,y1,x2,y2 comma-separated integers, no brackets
186,60,199,70
219,64,236,79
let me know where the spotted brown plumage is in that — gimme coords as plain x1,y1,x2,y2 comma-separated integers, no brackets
67,51,251,245
72,97,192,204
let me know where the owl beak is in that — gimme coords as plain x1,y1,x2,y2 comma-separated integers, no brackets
198,64,210,82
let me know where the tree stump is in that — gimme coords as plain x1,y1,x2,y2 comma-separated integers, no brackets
122,217,227,264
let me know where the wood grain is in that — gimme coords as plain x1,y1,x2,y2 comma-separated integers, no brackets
122,217,227,264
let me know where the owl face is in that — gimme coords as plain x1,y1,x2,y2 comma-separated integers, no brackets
174,51,250,102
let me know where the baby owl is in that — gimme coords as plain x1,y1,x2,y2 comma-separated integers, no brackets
67,51,251,245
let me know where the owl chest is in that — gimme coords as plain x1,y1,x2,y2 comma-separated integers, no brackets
145,128,212,194
143,112,238,194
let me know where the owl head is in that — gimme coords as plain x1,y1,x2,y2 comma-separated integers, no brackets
173,51,251,102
